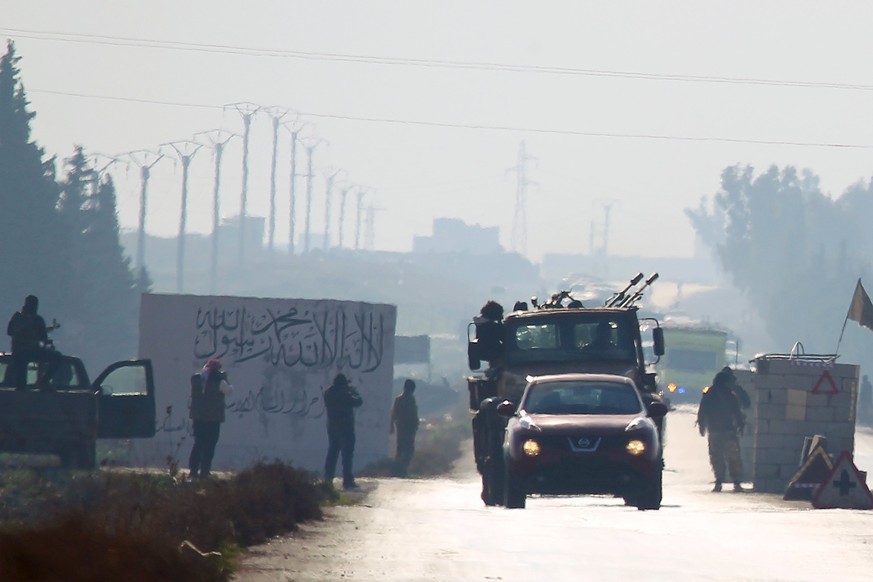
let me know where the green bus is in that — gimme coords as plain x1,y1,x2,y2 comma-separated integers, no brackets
658,326,728,404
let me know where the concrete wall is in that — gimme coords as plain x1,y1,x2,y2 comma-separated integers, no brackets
749,356,858,493
134,293,397,472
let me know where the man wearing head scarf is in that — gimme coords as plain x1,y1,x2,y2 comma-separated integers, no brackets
6,295,50,389
390,379,420,476
323,373,363,490
697,368,745,492
188,358,233,479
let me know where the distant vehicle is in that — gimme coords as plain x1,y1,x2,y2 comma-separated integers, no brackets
497,373,667,510
658,325,728,404
0,351,156,469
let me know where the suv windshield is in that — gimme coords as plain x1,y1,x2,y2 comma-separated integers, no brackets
523,380,643,415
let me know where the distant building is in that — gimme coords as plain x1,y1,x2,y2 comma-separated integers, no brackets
121,214,266,273
413,218,502,255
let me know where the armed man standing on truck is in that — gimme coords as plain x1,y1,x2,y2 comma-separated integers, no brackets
6,295,50,389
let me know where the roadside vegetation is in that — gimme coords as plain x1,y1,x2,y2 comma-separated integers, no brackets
0,399,472,581
0,461,332,581
360,399,470,478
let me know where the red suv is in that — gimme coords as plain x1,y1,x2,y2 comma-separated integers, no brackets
498,373,667,510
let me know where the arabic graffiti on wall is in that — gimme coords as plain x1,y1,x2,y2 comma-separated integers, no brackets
192,304,387,372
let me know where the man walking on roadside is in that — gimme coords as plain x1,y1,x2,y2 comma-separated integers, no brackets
391,379,420,476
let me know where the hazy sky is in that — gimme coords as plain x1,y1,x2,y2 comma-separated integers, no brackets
5,1,873,262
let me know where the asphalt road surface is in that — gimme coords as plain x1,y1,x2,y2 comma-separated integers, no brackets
236,407,873,582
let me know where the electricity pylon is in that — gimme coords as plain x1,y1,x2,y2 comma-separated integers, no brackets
322,167,345,250
161,139,203,293
263,107,289,256
226,102,261,266
194,129,237,294
123,150,164,275
283,118,309,255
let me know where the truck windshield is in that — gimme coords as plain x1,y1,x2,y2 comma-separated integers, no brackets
506,316,637,364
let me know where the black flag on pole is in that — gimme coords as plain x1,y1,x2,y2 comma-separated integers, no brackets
848,279,873,332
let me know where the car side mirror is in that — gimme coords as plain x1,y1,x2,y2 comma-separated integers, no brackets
652,327,665,356
496,400,517,417
647,401,668,418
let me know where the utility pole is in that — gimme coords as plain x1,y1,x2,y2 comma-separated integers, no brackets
507,140,536,257
227,102,261,266
162,139,203,293
338,184,354,249
364,204,384,251
264,107,288,257
124,150,164,276
355,188,368,251
195,130,237,294
283,119,309,255
322,167,345,251
301,138,326,253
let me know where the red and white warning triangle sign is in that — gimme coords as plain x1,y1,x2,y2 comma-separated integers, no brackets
812,451,873,509
784,446,833,501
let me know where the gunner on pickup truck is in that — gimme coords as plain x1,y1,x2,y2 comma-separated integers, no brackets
6,295,50,389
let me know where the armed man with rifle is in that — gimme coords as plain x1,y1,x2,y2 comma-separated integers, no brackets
5,295,61,389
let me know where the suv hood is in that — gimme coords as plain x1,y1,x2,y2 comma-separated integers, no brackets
522,413,647,435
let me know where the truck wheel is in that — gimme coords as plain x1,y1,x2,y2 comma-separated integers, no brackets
60,441,97,470
481,458,505,506
76,441,97,470
504,466,526,509
635,468,662,511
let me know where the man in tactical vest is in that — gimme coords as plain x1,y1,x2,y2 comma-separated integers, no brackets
188,358,233,479
697,368,746,492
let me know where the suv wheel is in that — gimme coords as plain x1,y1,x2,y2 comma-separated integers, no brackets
635,468,662,511
504,465,526,509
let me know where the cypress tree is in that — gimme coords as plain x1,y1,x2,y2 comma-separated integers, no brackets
0,40,64,340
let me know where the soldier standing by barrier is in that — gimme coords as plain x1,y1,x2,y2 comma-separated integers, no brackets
697,368,745,492
391,379,420,476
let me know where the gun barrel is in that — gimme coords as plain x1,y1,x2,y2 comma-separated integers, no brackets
606,272,645,307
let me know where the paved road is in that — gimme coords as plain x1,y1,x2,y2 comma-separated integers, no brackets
236,408,873,582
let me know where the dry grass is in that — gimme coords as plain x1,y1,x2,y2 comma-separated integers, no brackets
0,461,328,581
0,401,471,580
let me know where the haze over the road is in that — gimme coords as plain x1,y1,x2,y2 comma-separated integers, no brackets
238,407,873,582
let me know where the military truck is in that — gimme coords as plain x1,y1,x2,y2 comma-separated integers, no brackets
0,350,156,469
466,273,666,506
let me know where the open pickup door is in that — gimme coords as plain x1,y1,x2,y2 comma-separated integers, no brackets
95,359,156,439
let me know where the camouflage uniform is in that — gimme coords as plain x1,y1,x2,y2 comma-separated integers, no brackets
697,370,745,489
706,429,743,485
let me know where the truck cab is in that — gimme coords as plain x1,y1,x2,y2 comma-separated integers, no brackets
0,352,156,468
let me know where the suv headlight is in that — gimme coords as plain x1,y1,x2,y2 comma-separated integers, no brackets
626,440,646,456
522,439,541,456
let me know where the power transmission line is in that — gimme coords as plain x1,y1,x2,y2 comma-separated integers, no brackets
23,87,873,149
5,26,873,92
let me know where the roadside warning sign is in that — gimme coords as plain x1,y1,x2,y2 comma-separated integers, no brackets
784,446,833,501
812,451,873,509
812,370,839,395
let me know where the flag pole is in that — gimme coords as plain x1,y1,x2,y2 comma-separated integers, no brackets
835,312,850,355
